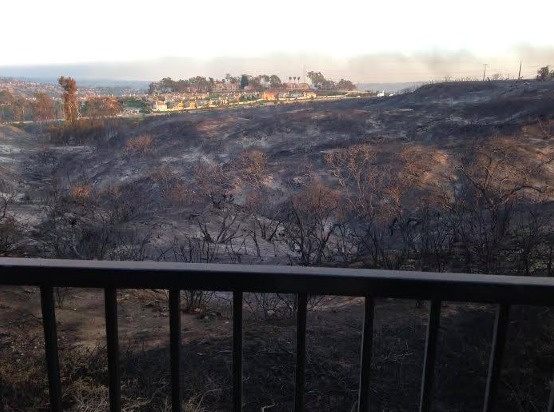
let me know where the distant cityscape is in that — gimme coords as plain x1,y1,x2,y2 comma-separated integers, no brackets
0,77,147,99
0,73,400,122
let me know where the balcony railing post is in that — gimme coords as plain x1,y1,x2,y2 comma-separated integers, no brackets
169,289,182,412
233,291,243,412
483,304,510,412
419,300,442,412
357,296,375,412
104,287,121,412
40,286,63,412
294,292,308,412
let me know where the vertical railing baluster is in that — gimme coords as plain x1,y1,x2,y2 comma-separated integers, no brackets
40,286,63,412
357,296,375,412
294,292,308,412
547,370,554,412
233,291,243,412
169,289,182,412
104,287,121,412
419,300,442,412
483,304,510,412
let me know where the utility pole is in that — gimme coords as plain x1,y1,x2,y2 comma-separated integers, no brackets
518,61,522,80
483,64,488,81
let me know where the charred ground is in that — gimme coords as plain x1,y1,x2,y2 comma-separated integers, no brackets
1,80,554,411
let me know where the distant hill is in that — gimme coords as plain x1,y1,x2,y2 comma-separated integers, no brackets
1,76,149,90
0,77,149,97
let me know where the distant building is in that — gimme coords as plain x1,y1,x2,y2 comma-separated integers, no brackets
151,101,167,111
284,82,311,91
262,91,278,101
278,90,316,100
213,82,239,93
167,101,184,111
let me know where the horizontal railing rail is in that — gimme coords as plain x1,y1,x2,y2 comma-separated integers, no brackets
0,257,553,412
1,258,554,304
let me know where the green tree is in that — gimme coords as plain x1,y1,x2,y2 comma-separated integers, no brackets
189,76,212,92
249,76,263,91
537,66,552,81
160,77,176,92
269,75,282,88
337,79,357,91
58,76,78,123
240,74,249,89
307,71,326,89
148,82,158,95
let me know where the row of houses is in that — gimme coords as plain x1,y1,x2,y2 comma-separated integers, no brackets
150,84,316,112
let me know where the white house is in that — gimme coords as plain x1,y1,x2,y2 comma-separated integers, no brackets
151,101,168,111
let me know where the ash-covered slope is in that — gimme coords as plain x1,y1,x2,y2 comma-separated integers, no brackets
4,80,554,261
11,80,553,201
0,125,37,186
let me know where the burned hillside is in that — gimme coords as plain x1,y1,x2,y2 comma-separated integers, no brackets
1,80,554,411
0,80,551,273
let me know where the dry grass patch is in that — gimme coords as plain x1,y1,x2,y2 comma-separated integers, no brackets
151,166,194,207
70,183,93,201
125,134,154,155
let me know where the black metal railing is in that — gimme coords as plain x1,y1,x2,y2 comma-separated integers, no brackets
1,257,554,412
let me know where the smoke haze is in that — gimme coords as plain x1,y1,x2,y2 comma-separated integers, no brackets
1,47,552,83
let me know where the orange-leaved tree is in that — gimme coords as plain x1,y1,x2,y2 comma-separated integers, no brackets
58,76,78,123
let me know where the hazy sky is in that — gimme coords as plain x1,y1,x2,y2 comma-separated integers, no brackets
2,0,553,82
